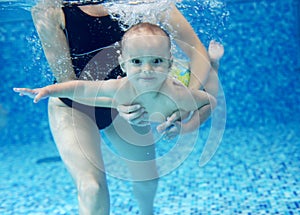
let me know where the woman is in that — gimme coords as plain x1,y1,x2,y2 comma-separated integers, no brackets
31,0,214,214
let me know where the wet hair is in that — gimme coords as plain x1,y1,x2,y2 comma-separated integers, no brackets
121,22,171,50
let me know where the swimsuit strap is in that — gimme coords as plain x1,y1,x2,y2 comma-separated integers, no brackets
62,0,109,7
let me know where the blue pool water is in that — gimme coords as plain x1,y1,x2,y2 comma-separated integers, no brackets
1,0,300,214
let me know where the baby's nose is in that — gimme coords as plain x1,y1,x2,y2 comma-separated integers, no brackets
142,62,152,72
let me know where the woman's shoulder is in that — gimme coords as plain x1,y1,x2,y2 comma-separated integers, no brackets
33,0,62,8
31,0,65,27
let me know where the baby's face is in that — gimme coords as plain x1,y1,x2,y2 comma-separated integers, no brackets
120,35,171,90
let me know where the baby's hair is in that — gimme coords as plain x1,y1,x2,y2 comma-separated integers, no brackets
121,22,171,50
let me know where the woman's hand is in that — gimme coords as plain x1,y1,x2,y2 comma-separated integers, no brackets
117,104,150,126
160,120,182,141
13,87,50,103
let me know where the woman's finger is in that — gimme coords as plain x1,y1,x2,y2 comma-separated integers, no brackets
118,108,144,121
167,111,181,123
128,112,150,126
156,120,172,133
117,104,142,114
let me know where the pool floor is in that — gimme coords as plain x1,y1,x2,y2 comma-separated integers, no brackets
1,122,299,214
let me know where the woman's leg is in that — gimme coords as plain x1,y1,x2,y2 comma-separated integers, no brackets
48,98,109,215
104,115,158,215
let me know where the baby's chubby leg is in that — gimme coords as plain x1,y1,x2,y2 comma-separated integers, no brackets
104,115,158,215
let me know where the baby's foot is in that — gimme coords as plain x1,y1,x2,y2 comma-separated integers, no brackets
208,40,224,63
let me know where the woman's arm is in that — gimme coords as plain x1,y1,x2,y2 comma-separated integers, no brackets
179,88,217,115
31,0,120,108
157,4,217,136
161,4,211,90
31,0,76,83
156,86,216,137
178,90,216,133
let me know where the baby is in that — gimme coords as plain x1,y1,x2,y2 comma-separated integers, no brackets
14,23,217,132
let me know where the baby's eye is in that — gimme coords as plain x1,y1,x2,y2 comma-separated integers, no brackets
131,59,142,65
152,58,163,64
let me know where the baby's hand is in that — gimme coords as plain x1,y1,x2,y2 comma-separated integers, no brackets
13,87,49,103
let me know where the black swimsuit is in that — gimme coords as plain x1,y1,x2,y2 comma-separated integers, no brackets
60,6,125,129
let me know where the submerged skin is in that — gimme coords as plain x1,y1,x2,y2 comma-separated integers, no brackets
15,25,216,125
157,40,224,138
27,1,220,214
31,1,213,124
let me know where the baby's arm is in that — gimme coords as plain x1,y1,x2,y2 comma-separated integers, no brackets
14,81,84,103
14,79,120,103
177,90,216,133
180,102,214,133
157,89,216,138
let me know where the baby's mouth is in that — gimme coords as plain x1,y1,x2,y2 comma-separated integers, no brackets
138,76,156,81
